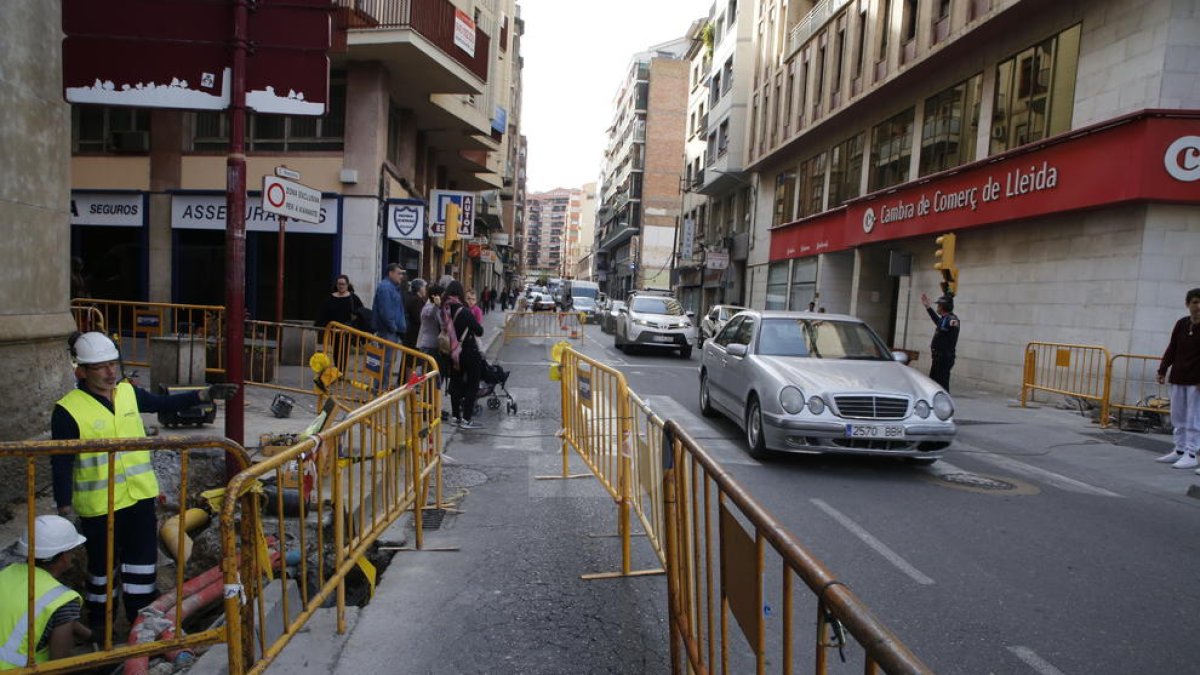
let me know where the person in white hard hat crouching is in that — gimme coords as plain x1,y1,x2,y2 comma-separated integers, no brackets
50,332,238,634
0,515,91,668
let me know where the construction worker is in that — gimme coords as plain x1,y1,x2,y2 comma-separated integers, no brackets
0,515,90,668
49,332,237,633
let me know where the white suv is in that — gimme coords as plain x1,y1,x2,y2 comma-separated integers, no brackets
614,292,696,358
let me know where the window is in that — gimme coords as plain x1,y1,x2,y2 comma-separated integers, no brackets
833,27,846,92
773,169,797,226
815,46,826,105
879,0,892,56
715,316,744,346
870,107,915,191
766,263,790,310
854,9,867,78
789,258,816,310
902,0,918,42
193,77,346,152
73,107,150,153
990,25,1080,154
920,74,983,176
797,152,827,217
718,119,730,156
828,132,865,205
722,58,734,96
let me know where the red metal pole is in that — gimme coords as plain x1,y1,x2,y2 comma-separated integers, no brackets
276,213,286,325
224,0,249,454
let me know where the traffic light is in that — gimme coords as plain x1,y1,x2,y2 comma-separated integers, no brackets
934,233,958,296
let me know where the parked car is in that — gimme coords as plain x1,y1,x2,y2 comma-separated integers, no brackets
614,293,695,358
530,292,557,311
573,296,602,323
698,309,955,462
601,300,626,334
698,304,748,347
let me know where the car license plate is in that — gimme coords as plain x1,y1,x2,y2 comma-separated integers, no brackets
653,335,675,343
845,424,905,439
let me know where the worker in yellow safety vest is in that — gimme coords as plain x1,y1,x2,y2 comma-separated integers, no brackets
0,515,91,669
50,332,237,633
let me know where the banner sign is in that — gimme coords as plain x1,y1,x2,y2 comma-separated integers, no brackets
680,217,696,260
386,199,426,241
706,250,729,270
429,190,475,239
480,249,500,264
172,193,338,233
71,192,144,227
454,9,476,57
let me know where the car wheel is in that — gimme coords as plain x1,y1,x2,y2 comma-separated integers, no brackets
679,346,692,359
699,372,716,417
745,396,770,460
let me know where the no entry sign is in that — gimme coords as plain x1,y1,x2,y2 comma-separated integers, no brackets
262,176,322,224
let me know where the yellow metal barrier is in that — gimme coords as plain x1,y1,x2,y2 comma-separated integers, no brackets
1105,353,1169,429
0,436,250,675
219,373,444,675
70,299,225,375
660,422,934,674
317,321,439,410
503,311,586,344
242,320,327,396
1020,342,1112,411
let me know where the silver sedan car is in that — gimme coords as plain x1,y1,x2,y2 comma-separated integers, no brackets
699,310,955,463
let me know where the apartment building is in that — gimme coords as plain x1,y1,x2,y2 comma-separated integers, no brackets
594,37,691,300
678,1,756,315
524,187,574,277
741,0,1200,392
68,0,524,322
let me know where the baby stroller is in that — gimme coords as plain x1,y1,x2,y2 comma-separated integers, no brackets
475,359,517,414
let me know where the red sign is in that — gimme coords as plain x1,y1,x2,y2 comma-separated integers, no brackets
770,112,1200,261
62,0,332,115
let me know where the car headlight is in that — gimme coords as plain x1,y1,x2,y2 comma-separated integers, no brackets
779,386,805,414
807,396,826,415
633,318,654,327
914,400,930,419
933,391,954,420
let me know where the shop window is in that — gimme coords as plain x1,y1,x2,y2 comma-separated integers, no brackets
797,152,827,217
919,73,983,176
773,169,797,226
828,132,865,206
789,258,817,310
72,107,150,154
766,262,789,310
869,107,915,191
990,24,1080,154
194,78,346,152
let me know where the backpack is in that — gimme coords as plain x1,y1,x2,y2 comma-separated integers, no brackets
436,305,453,356
440,305,470,368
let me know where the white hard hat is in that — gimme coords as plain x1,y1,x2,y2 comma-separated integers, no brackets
16,515,87,560
72,331,120,365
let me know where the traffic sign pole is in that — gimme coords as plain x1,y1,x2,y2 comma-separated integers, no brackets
276,213,286,326
224,0,249,458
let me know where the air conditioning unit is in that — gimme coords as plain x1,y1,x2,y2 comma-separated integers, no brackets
111,130,150,152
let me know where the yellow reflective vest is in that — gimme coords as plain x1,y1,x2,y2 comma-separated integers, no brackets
57,382,159,518
0,563,81,669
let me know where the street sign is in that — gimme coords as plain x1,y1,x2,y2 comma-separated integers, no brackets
62,0,333,115
275,166,302,180
262,176,322,224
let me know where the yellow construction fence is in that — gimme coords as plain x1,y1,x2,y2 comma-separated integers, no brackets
1021,342,1168,428
503,311,586,344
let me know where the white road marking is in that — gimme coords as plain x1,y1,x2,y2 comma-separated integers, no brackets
809,499,935,585
1007,646,1066,675
967,448,1123,498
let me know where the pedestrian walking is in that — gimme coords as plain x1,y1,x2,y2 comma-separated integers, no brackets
0,515,91,667
51,332,237,634
1155,287,1200,470
372,263,407,390
920,292,959,392
444,281,485,429
314,275,366,330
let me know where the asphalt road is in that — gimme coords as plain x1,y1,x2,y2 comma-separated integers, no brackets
550,321,1200,675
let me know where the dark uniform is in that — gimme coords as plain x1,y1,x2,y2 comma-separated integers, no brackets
926,298,960,391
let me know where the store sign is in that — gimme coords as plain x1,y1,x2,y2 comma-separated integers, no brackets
480,249,499,264
429,190,475,238
70,192,143,227
171,194,338,233
706,250,729,270
386,199,425,241
490,232,510,246
453,9,476,57
771,113,1200,261
679,217,696,261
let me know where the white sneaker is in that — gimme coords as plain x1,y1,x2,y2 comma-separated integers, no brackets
1155,450,1184,463
450,417,462,426
1171,453,1198,470
459,420,481,430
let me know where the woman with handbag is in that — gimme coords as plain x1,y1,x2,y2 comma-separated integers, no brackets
444,280,485,429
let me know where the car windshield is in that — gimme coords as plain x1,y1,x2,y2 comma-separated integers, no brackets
571,287,599,299
631,297,683,315
574,297,596,309
757,318,892,360
719,307,744,321
610,301,626,312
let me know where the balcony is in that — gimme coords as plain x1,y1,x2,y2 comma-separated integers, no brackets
338,0,490,94
786,0,852,58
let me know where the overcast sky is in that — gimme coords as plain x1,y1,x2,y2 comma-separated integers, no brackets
519,0,713,193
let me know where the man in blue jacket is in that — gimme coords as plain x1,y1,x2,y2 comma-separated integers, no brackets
372,263,407,391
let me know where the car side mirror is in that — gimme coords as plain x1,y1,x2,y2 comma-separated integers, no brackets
727,343,748,357
892,350,910,364
686,311,695,319
618,307,627,314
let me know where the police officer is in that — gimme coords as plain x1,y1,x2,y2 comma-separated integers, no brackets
0,515,90,668
921,293,960,391
50,332,237,633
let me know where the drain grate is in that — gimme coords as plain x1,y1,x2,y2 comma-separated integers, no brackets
421,508,447,530
939,473,1017,491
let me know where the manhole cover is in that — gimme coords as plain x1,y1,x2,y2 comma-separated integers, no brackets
421,508,446,530
441,465,489,489
939,473,1017,491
